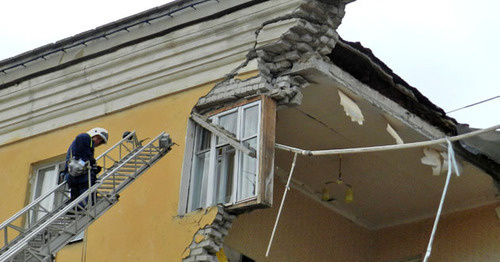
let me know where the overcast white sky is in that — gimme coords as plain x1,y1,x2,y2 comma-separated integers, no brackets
1,0,498,129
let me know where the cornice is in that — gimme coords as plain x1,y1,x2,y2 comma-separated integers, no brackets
0,0,302,145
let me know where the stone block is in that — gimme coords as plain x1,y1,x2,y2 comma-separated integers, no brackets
222,221,233,230
275,60,292,70
283,31,301,42
258,82,272,92
275,80,291,90
296,42,313,52
205,228,223,239
257,62,271,75
303,21,320,34
272,54,286,62
284,50,301,61
324,27,337,38
269,89,287,100
256,49,273,62
197,239,219,251
190,247,207,256
319,46,332,55
300,34,313,43
277,39,293,50
327,39,337,49
214,213,223,223
319,35,330,44
194,255,216,262
183,256,196,262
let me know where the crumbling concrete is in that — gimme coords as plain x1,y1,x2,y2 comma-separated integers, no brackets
182,206,236,262
194,0,350,112
188,1,351,260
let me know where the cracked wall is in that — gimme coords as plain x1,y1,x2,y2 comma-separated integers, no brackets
194,0,351,114
186,1,352,261
182,206,236,262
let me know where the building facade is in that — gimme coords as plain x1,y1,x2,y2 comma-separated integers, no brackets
1,0,498,261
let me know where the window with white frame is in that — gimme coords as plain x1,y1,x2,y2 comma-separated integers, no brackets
30,160,66,223
30,159,84,242
180,96,276,214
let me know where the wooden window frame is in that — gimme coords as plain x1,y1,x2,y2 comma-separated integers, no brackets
179,95,276,214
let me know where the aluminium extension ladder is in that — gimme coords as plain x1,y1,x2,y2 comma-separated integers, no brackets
0,131,173,262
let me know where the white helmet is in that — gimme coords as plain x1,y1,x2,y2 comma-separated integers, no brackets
87,127,109,144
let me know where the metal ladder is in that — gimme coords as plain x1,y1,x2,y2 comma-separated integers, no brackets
0,131,173,262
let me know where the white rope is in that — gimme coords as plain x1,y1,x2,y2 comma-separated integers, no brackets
270,124,498,259
81,164,92,262
275,124,499,156
423,138,460,262
266,152,298,257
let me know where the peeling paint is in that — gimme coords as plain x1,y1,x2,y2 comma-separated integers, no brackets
182,206,237,262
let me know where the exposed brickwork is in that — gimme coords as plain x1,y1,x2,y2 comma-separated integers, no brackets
194,0,349,112
183,206,236,262
188,1,351,260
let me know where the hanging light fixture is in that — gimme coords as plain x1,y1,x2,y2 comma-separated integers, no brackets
336,155,343,184
321,187,333,201
322,155,354,203
344,185,354,203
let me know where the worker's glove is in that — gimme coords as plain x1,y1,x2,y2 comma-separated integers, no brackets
92,165,102,174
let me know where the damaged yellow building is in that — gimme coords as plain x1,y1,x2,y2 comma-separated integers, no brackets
1,0,499,261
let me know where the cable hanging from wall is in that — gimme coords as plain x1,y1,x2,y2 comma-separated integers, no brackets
265,123,499,259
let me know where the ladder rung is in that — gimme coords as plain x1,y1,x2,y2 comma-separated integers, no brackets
0,132,172,262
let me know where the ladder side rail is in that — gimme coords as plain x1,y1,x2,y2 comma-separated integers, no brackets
0,179,113,261
98,131,139,173
0,131,138,243
0,182,68,251
97,131,138,162
101,132,168,180
95,132,167,195
0,132,171,261
30,196,120,261
17,133,170,260
0,133,157,260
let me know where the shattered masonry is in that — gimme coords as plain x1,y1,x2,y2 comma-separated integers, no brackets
194,0,350,113
186,1,350,261
183,206,236,262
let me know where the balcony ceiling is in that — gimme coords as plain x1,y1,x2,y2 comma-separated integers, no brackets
274,69,498,229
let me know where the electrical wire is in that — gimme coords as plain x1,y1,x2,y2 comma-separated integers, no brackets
275,124,500,156
423,138,461,262
270,124,498,258
446,95,500,114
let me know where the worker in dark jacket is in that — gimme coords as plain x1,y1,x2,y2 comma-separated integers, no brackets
64,127,109,205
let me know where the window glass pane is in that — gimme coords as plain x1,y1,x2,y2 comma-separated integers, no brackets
196,127,212,152
190,152,210,210
217,111,237,144
214,145,235,205
33,166,57,222
243,105,259,138
186,99,266,213
238,138,258,201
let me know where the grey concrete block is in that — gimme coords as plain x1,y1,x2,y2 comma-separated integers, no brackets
300,34,313,43
297,42,313,52
285,50,301,60
283,31,301,42
303,21,320,34
194,255,216,262
183,256,196,262
190,247,207,256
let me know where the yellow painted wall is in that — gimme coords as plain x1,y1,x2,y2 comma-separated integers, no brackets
0,79,217,260
2,67,497,261
226,180,499,261
373,203,500,262
225,179,375,261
